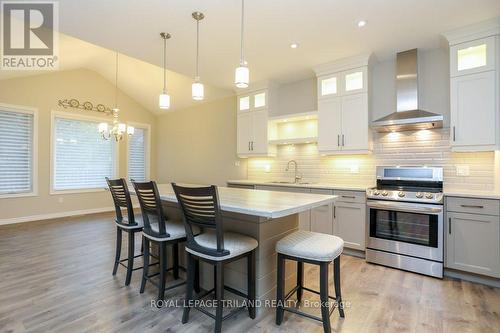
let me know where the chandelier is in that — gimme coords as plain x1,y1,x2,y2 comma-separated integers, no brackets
99,53,134,141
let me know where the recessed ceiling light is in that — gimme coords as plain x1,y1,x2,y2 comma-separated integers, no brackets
290,43,299,49
358,20,366,27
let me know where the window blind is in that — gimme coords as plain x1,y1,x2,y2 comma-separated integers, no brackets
128,127,147,181
0,109,34,195
54,117,115,190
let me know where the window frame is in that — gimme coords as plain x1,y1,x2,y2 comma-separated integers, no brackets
0,103,38,199
126,121,151,181
50,111,119,195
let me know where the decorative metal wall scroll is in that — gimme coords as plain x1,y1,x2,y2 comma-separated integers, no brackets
58,98,113,115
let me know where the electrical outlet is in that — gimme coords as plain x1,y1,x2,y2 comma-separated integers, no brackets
456,165,470,176
264,164,271,173
234,161,240,167
350,165,360,174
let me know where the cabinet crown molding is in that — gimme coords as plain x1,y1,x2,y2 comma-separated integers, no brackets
313,53,374,77
443,18,500,46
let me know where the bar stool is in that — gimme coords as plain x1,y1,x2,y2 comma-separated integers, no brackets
133,180,198,301
106,177,144,286
172,183,258,333
275,230,345,333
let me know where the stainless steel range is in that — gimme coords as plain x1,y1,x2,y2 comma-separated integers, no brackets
365,166,444,278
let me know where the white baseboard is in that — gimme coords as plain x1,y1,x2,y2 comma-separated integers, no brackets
0,207,115,226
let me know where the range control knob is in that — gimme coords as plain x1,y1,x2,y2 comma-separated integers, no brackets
425,193,434,199
416,192,424,198
398,191,405,197
373,190,380,196
382,191,389,197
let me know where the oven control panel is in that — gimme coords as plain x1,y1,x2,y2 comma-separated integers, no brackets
366,188,443,204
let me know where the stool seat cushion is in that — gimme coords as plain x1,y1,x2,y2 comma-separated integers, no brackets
276,230,343,262
115,216,143,230
186,230,258,261
143,219,198,242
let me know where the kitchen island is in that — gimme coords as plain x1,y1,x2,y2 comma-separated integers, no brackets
131,184,337,309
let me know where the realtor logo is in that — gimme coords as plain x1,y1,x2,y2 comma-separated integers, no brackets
1,1,59,70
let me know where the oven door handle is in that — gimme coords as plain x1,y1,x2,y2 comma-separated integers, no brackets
367,201,443,215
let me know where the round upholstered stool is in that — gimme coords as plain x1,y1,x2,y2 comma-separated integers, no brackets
275,230,345,333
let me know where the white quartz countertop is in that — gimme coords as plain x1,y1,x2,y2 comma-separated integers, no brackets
131,183,337,219
444,189,500,200
227,179,371,192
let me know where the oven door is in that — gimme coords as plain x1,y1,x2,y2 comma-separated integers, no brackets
366,200,443,262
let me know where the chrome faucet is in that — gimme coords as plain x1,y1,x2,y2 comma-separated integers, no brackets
286,160,302,184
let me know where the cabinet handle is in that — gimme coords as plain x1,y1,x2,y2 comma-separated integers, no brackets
448,217,451,234
342,134,345,146
341,195,356,199
333,206,336,219
453,126,456,141
251,141,254,151
460,204,484,209
248,142,251,151
337,134,340,147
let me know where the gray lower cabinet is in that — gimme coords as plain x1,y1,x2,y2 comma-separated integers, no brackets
333,196,366,251
446,210,500,278
310,189,334,234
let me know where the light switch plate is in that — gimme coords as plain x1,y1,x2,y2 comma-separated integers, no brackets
456,165,470,176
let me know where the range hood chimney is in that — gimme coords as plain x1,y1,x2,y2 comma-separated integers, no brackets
372,49,443,132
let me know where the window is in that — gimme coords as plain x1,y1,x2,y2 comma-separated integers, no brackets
128,125,149,181
52,114,116,192
0,105,36,196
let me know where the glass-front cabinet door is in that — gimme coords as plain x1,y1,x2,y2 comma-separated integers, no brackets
450,36,496,77
341,67,367,95
253,91,267,110
318,74,339,99
238,95,250,113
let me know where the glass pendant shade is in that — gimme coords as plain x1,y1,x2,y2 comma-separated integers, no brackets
159,92,170,109
192,79,204,101
235,64,249,88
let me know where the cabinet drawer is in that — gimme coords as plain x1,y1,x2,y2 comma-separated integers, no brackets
333,190,365,203
447,197,500,216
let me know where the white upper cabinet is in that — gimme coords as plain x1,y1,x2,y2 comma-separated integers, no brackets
236,84,277,157
451,71,496,149
314,54,373,154
450,36,496,77
444,20,500,151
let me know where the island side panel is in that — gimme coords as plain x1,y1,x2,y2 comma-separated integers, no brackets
162,201,299,313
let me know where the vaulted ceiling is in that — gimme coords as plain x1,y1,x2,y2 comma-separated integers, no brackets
2,0,500,113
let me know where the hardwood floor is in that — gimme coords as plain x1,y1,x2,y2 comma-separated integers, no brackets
0,212,499,333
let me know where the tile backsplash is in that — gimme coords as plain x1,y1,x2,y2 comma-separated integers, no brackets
247,128,499,191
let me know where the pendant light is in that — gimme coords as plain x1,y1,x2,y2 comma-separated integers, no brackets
99,53,134,141
159,32,171,109
192,12,205,101
235,0,249,88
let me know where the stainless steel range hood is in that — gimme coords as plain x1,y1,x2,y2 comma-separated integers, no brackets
372,49,443,132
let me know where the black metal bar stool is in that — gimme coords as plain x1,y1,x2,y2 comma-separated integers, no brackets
106,177,144,286
172,183,258,333
275,230,345,333
133,180,199,301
